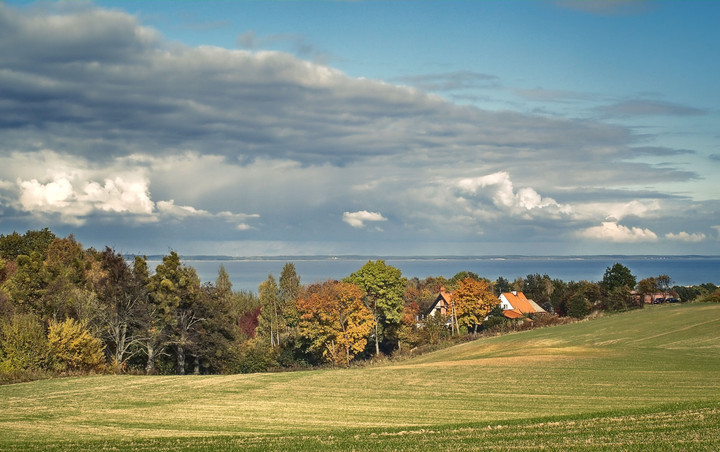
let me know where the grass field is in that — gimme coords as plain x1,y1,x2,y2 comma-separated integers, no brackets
1,303,719,450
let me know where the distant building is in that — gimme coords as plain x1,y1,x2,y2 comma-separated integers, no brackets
499,291,546,319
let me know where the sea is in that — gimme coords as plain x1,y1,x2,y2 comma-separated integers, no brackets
141,256,720,293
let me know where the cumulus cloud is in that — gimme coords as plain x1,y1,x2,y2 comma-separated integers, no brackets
579,221,658,242
342,211,387,229
0,3,717,255
457,171,571,215
665,231,706,242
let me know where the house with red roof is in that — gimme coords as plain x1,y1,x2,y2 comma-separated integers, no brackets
427,287,454,317
499,291,547,319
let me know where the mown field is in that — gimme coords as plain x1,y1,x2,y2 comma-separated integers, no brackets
1,303,719,450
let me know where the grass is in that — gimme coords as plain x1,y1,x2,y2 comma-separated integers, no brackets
1,303,719,450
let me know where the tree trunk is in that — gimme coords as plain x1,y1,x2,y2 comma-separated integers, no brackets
192,355,200,375
145,343,156,375
176,344,185,375
374,322,380,355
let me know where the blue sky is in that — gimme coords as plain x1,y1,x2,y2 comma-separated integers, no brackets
1,0,719,256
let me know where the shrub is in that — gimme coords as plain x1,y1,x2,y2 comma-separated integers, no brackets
0,313,49,375
47,318,106,373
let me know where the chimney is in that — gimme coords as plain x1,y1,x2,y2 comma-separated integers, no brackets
512,291,517,296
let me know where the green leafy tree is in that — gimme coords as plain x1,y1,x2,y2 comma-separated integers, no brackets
2,252,50,317
0,228,56,261
606,285,635,311
602,263,637,293
258,274,283,347
0,313,48,375
567,291,590,318
345,260,406,355
279,262,301,329
145,252,203,374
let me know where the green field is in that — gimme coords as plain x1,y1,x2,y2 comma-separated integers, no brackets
1,303,719,450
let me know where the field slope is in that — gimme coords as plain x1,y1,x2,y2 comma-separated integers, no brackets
1,303,719,450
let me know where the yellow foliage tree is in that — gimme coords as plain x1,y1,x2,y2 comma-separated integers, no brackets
297,280,375,366
453,277,498,333
48,318,105,373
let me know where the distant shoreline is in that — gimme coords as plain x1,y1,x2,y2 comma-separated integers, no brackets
128,254,720,262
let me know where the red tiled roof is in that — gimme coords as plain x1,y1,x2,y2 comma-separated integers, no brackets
502,309,525,319
501,291,545,314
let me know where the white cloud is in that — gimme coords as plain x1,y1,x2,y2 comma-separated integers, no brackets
665,231,706,242
156,200,210,218
342,210,387,229
456,171,571,215
579,221,658,242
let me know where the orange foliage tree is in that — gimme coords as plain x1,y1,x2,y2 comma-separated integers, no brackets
453,277,498,333
297,280,375,366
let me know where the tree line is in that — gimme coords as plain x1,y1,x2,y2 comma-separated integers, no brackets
1,229,718,383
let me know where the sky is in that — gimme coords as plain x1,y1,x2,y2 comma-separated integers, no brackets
1,0,719,256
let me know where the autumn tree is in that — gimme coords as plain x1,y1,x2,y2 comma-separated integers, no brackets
345,260,406,355
297,280,375,366
453,277,498,333
92,247,145,373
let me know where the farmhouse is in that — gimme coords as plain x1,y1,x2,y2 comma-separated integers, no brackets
427,287,454,317
499,291,546,319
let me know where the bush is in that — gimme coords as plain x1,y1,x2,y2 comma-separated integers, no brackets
0,313,49,375
47,318,106,374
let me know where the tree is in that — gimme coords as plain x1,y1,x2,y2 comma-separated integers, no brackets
345,260,406,355
0,228,56,261
567,291,590,318
92,247,145,373
297,280,375,366
453,277,498,333
523,274,554,307
145,251,203,375
656,274,672,298
279,262,301,329
258,274,283,348
494,276,511,296
636,277,658,304
602,263,637,293
0,313,48,375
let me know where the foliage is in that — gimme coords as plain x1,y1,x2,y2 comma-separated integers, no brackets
257,274,283,347
0,313,48,374
602,262,637,292
567,291,590,318
279,262,301,328
1,304,719,450
345,260,406,355
453,277,498,333
47,318,105,373
298,280,375,366
0,228,56,261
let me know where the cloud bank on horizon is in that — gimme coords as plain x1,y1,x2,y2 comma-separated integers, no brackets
0,1,718,256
